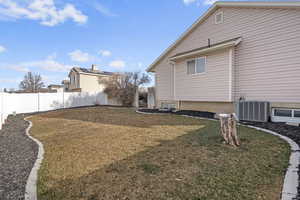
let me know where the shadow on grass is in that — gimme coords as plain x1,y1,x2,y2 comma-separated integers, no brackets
38,122,289,200
37,106,204,128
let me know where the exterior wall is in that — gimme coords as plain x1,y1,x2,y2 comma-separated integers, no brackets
155,63,174,101
271,102,300,109
179,101,234,114
174,49,231,102
79,74,108,93
69,71,79,90
154,7,300,107
156,100,234,113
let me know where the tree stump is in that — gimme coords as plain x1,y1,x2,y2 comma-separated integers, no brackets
219,113,240,147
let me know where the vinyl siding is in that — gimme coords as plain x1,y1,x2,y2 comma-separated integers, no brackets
154,7,300,103
79,74,107,93
174,49,231,101
69,71,80,90
155,63,174,101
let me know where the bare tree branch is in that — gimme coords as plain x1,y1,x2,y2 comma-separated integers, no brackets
99,72,151,106
19,72,45,93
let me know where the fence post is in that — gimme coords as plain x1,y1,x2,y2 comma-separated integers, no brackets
62,90,65,109
38,92,40,112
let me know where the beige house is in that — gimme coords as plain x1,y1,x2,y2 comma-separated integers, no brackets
148,1,300,123
68,65,114,93
48,84,64,93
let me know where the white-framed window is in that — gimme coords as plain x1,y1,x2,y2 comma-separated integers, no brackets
274,109,292,117
187,57,206,75
272,108,300,123
294,110,300,118
273,108,300,118
215,12,223,24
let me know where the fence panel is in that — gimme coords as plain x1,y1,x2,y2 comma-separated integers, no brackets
39,92,64,111
0,92,108,130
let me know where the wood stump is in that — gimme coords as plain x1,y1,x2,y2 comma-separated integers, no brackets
219,113,240,147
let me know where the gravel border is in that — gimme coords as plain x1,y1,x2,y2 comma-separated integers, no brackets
1,108,297,200
24,117,44,200
0,115,38,200
137,109,300,200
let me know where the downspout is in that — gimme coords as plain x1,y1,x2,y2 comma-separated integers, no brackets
170,60,177,110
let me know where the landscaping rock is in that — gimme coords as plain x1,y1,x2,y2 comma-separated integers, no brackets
0,115,38,200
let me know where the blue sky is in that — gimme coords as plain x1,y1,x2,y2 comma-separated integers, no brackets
0,0,274,89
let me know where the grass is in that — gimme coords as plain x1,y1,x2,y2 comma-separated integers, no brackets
29,106,290,200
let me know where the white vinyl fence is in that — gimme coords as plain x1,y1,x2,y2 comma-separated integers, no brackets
0,91,108,130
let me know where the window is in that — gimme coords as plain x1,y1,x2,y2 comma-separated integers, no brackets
187,60,196,74
274,109,292,117
187,57,206,75
215,12,223,24
294,110,300,118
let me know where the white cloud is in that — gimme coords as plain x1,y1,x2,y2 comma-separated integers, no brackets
3,54,72,72
0,0,88,26
183,0,197,5
182,0,217,6
9,65,29,72
94,2,117,17
99,50,111,57
41,74,63,84
0,78,20,84
109,60,125,69
0,45,6,53
25,59,72,72
203,0,217,5
68,50,92,62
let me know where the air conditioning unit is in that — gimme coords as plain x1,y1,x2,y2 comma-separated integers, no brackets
235,101,270,122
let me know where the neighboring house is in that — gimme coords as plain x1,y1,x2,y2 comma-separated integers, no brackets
61,80,70,92
48,84,64,93
68,65,114,93
147,1,300,123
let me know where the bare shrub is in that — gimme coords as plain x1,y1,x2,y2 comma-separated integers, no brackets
100,72,150,107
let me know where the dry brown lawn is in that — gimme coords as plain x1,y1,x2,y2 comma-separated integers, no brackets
29,106,290,200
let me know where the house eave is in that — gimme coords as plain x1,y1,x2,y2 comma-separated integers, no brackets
77,72,112,77
146,1,300,73
169,37,242,61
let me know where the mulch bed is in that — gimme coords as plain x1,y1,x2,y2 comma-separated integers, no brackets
0,114,38,200
139,108,300,199
138,109,216,119
240,121,300,200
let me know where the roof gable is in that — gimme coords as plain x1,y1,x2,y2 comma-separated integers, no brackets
69,67,115,77
147,1,300,72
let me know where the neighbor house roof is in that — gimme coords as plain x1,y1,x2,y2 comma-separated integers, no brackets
61,80,70,84
48,84,63,88
147,1,300,72
71,67,115,76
